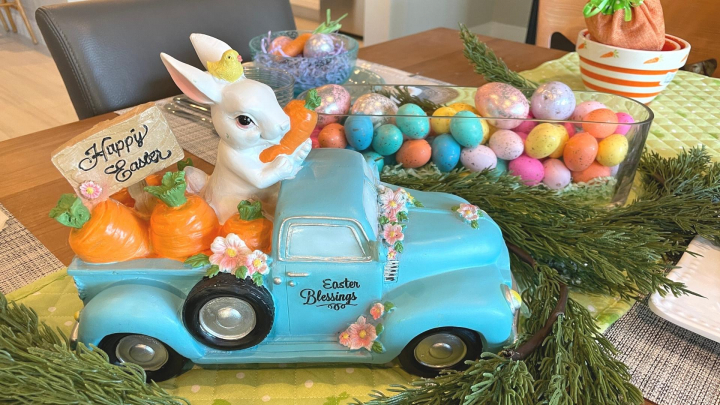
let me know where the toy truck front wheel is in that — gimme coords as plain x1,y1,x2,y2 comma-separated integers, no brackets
398,328,483,377
99,333,188,382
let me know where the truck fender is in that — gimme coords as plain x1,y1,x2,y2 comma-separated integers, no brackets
77,283,205,360
378,273,514,358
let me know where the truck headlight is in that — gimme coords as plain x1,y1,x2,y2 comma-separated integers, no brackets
501,284,522,313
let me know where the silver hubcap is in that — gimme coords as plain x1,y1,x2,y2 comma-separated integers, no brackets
199,296,256,340
414,333,468,369
116,335,169,371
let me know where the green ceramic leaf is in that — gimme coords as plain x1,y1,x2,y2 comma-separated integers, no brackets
371,341,385,353
384,302,395,312
252,272,264,287
236,265,248,280
185,253,210,268
49,194,90,229
177,157,194,171
205,265,220,278
375,323,384,336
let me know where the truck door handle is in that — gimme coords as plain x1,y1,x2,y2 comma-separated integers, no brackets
287,272,309,277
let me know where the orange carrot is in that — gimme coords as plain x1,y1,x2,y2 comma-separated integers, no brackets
50,194,150,263
600,50,618,58
644,57,660,64
281,33,312,57
146,171,219,261
259,89,321,163
220,200,273,253
578,42,586,49
110,188,135,208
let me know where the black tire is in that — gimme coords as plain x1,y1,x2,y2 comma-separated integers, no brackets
99,333,188,383
183,273,274,351
398,328,482,378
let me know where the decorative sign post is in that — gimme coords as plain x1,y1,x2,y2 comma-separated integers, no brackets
51,103,184,202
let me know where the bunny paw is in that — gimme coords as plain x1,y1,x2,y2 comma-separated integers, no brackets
292,139,313,163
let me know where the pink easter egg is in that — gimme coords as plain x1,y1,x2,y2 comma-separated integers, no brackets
488,130,524,160
461,145,497,172
514,112,538,134
542,159,572,190
516,132,529,143
270,36,292,52
475,82,529,129
509,155,544,186
310,127,321,148
571,101,607,121
563,122,577,137
615,112,635,136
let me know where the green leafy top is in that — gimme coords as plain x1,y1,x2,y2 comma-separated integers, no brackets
237,200,265,221
305,89,322,111
49,194,91,229
313,9,348,34
145,171,187,208
177,157,194,171
584,0,645,22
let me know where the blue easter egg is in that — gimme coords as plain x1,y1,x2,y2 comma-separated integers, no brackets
396,103,430,139
344,116,374,150
495,158,508,174
431,134,461,172
372,124,404,155
385,153,398,166
450,110,484,148
363,151,385,173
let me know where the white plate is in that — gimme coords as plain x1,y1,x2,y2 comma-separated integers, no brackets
649,236,720,343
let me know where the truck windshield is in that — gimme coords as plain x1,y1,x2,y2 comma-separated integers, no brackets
362,179,379,238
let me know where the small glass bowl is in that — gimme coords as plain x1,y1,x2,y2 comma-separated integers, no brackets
242,65,295,107
249,30,359,96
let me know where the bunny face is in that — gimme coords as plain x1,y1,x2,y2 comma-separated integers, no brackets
212,79,291,150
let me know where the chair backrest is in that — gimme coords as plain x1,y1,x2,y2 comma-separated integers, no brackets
536,0,720,76
37,0,295,119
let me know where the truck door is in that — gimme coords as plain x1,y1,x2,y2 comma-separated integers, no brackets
280,218,381,336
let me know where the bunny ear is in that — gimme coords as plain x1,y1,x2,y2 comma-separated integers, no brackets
161,52,223,105
190,33,232,69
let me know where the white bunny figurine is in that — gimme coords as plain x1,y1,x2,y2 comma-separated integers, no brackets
160,34,311,222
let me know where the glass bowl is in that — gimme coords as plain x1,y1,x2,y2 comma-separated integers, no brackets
306,84,654,206
249,30,359,96
242,65,295,107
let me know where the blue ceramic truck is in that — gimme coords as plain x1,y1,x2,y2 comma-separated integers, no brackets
68,149,519,381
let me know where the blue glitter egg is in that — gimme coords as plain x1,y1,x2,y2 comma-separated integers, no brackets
396,103,430,139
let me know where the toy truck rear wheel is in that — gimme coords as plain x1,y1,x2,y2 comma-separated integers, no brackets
99,333,188,382
398,328,482,378
183,273,275,351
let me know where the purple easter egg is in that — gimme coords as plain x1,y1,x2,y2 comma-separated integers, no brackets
571,101,606,121
509,155,544,186
615,112,635,136
475,83,529,129
530,81,576,120
542,159,572,190
461,145,497,172
514,112,538,134
303,33,336,57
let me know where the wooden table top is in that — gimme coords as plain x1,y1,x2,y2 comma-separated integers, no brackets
0,28,653,404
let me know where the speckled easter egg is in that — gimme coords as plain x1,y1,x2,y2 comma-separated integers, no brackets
514,112,538,134
572,161,612,183
318,123,346,148
372,124,404,155
563,122,577,137
431,106,458,135
396,139,432,168
474,83,529,129
396,103,430,139
597,134,629,167
509,155,544,186
530,81,575,120
542,159,571,190
488,130,524,160
314,84,351,128
525,123,564,159
548,125,569,159
432,134,462,172
450,111,484,147
495,158,508,174
571,101,607,121
363,151,385,173
448,102,480,115
461,145,497,172
615,112,635,136
516,131,529,143
310,127,320,148
303,33,336,57
582,109,619,139
344,116,374,150
350,93,398,128
270,36,292,52
563,132,598,171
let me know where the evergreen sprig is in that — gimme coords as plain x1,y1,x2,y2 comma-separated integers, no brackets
374,86,445,114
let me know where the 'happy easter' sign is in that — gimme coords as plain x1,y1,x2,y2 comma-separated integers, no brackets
52,103,184,201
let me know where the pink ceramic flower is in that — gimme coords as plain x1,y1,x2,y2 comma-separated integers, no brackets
245,250,269,275
380,188,406,215
387,247,398,261
339,329,352,347
382,224,404,245
209,233,250,273
79,181,102,200
370,303,385,320
347,316,377,350
457,203,480,221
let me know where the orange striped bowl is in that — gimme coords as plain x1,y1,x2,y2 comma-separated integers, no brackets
576,29,691,104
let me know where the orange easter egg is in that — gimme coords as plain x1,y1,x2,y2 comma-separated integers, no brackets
396,139,432,168
318,123,347,148
582,109,618,139
563,132,598,172
572,161,612,184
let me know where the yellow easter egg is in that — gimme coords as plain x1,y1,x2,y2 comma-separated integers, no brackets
448,102,480,115
480,118,491,144
548,124,569,158
431,106,458,134
596,134,629,167
525,123,563,159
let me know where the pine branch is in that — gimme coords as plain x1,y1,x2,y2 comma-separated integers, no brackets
374,86,445,114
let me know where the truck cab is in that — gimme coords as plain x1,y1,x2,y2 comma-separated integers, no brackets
69,149,519,381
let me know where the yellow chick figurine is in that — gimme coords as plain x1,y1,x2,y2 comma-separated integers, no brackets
207,49,244,82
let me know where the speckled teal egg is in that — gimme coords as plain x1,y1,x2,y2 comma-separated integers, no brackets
372,124,404,155
431,134,462,172
396,103,430,139
344,115,374,150
363,151,385,173
450,111,484,148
